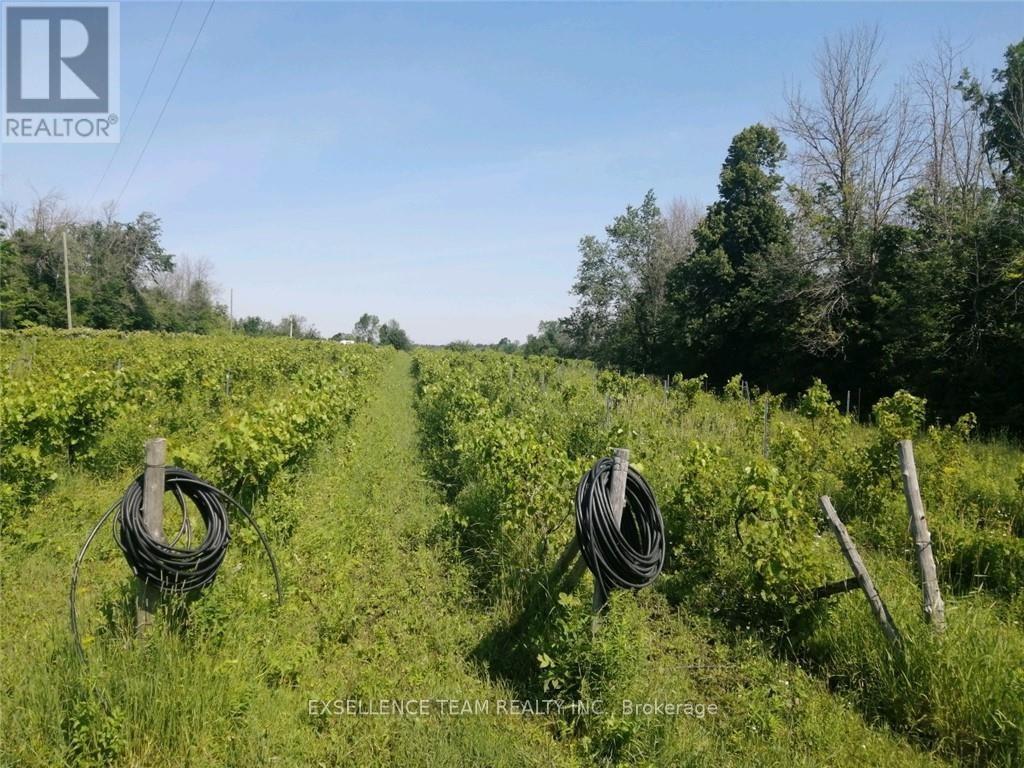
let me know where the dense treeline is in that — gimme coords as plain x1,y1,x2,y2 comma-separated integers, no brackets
0,200,417,347
0,197,229,333
541,32,1024,433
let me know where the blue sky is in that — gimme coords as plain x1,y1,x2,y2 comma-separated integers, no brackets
2,2,1021,343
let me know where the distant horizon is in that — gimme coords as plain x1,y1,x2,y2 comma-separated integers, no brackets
2,2,1020,344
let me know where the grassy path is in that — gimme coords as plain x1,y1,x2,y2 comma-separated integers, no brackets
273,351,578,765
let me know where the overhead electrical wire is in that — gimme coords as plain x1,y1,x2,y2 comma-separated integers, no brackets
114,0,216,208
88,0,185,207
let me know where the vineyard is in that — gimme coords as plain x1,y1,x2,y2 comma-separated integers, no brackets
2,332,1022,766
413,351,1024,766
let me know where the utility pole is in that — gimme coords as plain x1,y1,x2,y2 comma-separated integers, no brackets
62,230,72,329
289,317,294,338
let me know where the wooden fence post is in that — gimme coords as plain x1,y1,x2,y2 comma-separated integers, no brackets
820,495,901,645
898,440,946,632
593,448,629,614
761,400,770,458
137,438,167,635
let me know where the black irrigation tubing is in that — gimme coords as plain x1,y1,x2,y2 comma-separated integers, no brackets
69,467,283,661
574,458,666,595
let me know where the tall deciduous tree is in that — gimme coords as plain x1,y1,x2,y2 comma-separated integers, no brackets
961,40,1024,184
563,234,623,363
781,26,924,355
352,313,381,344
606,190,669,369
563,190,694,370
379,319,412,350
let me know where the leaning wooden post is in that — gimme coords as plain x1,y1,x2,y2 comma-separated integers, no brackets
562,547,587,593
820,496,900,645
898,440,946,632
136,438,167,635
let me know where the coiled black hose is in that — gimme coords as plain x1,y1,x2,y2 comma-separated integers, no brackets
574,458,665,597
70,467,283,660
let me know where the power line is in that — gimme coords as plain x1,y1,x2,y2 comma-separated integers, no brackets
88,0,184,208
114,0,216,210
